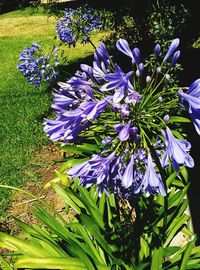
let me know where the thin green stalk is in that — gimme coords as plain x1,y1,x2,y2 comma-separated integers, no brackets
140,128,168,243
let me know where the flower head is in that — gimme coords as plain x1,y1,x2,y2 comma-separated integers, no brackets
44,38,197,198
18,43,59,87
56,7,102,47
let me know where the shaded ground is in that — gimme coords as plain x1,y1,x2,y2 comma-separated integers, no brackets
0,143,71,233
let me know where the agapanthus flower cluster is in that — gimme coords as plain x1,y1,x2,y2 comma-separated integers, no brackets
56,7,102,47
18,43,60,87
44,38,199,198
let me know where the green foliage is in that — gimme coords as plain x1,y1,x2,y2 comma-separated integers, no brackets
148,1,189,45
1,173,200,269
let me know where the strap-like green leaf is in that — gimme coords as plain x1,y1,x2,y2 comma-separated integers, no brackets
151,247,163,270
14,257,87,269
180,238,195,270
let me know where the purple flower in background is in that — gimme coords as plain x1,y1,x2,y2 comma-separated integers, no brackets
56,7,102,47
135,153,166,196
163,38,180,62
179,79,200,134
161,127,194,171
18,43,59,87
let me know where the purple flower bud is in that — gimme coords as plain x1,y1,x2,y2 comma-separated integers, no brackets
163,38,180,62
132,48,140,64
135,134,141,143
130,126,138,135
154,44,161,55
163,114,169,123
170,50,180,67
146,76,151,83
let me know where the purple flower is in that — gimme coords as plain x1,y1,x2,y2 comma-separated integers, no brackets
179,79,200,112
122,155,134,188
56,7,102,47
92,61,108,81
161,127,194,171
125,91,141,105
121,104,130,116
179,79,200,134
116,38,135,64
51,88,79,112
114,123,123,133
68,151,121,194
135,153,166,196
80,99,108,120
113,87,125,103
138,63,144,74
44,97,108,142
101,65,133,92
118,121,131,141
163,38,180,62
43,112,84,142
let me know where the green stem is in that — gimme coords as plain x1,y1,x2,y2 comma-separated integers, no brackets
88,38,96,50
140,128,168,243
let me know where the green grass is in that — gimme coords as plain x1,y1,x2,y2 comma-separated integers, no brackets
0,7,106,217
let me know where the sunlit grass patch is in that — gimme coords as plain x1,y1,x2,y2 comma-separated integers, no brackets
0,6,107,216
0,15,57,37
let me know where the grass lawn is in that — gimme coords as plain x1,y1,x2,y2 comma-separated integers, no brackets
0,7,105,217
